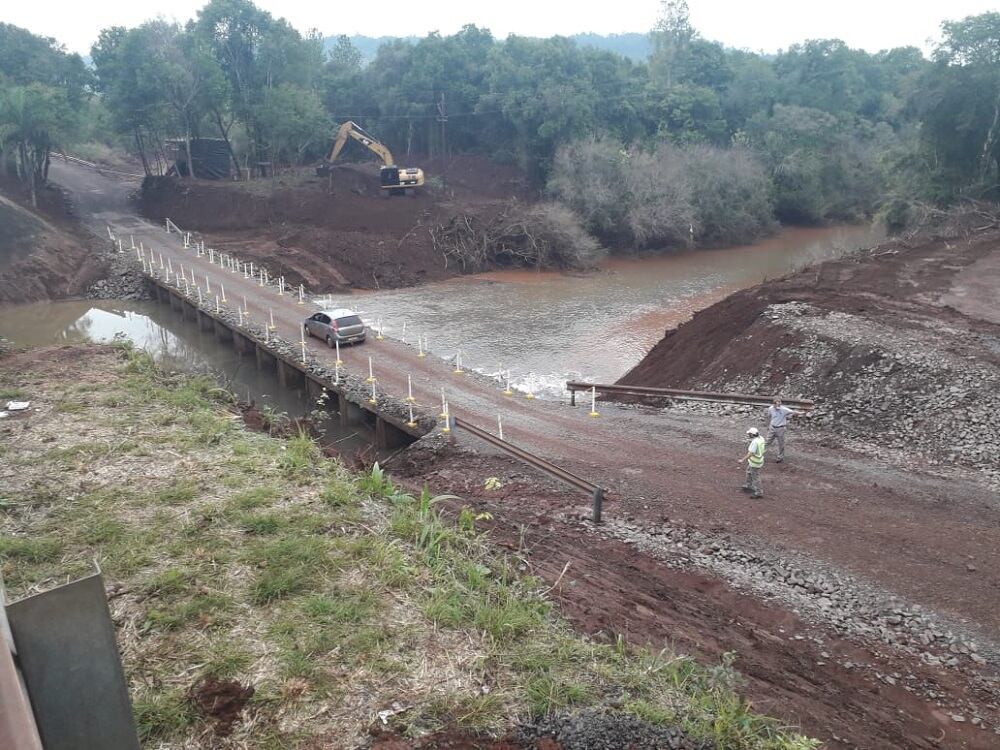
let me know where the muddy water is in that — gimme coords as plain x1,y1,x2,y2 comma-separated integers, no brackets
0,299,374,452
354,224,884,396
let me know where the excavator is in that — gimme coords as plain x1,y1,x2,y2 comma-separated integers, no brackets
316,121,425,194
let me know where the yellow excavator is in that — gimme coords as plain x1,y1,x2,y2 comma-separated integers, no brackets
316,121,425,194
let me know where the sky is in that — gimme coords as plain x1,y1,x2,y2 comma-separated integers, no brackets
4,0,997,56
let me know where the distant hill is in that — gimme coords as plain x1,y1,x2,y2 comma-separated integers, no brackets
322,32,651,64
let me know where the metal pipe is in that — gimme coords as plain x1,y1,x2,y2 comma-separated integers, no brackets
452,417,605,512
566,381,814,409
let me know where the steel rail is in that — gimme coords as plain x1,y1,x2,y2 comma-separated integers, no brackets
452,416,605,522
566,381,814,410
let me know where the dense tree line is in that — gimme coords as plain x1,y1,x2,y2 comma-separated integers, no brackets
0,23,90,205
2,0,999,247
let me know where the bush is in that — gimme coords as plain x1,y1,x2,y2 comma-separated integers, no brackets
431,200,604,271
548,137,774,249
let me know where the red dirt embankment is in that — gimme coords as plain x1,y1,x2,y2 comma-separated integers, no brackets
138,155,532,292
618,209,1000,484
0,176,103,304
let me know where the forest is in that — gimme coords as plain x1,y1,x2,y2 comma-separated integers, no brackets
1,0,998,250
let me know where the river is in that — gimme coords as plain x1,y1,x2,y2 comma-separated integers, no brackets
350,224,884,396
0,224,882,404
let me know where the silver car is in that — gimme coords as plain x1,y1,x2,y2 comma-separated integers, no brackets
303,308,366,346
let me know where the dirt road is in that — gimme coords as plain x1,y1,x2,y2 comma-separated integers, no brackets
49,160,1000,747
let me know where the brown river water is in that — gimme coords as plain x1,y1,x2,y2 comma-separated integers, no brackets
0,224,882,403
349,224,884,396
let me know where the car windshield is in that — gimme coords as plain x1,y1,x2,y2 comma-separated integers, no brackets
335,315,363,327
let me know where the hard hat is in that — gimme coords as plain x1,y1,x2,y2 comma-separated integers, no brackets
746,427,759,436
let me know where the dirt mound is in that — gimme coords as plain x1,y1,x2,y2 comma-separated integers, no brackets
619,216,1000,484
137,156,536,292
0,177,104,303
189,677,254,735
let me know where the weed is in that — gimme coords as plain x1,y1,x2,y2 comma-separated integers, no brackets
145,568,193,598
201,639,254,679
279,432,320,477
0,536,61,562
525,673,592,715
153,480,199,506
83,514,126,545
229,485,280,510
248,535,331,603
240,512,284,535
143,593,232,631
319,480,357,507
133,688,196,743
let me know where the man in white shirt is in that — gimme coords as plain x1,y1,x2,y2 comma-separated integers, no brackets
766,397,800,463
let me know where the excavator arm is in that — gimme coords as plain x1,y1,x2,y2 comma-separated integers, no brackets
324,121,395,167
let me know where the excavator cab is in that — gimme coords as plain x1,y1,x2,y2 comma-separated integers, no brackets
379,165,425,192
379,166,400,187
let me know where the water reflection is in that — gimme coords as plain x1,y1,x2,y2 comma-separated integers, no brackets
0,299,373,453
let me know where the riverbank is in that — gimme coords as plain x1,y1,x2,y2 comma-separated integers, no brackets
0,343,813,749
0,176,106,304
618,203,1000,489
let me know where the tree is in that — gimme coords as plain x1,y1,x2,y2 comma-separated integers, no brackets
0,83,78,205
255,83,329,166
192,0,323,173
915,12,1000,197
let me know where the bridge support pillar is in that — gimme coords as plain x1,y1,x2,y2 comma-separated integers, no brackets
337,393,365,429
375,417,410,451
305,377,324,403
255,343,276,370
213,320,232,343
233,332,254,357
276,360,304,389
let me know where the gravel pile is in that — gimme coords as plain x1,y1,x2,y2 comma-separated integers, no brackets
680,301,1000,489
517,709,712,750
87,245,153,300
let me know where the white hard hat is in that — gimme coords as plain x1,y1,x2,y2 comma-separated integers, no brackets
746,427,759,436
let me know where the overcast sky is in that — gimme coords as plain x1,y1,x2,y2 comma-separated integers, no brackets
5,0,997,56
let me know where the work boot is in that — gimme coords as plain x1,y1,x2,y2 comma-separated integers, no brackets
750,492,763,499
775,458,784,464
740,485,752,492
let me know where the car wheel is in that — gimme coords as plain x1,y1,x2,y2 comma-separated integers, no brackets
326,335,335,348
304,324,310,338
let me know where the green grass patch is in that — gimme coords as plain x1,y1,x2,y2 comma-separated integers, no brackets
228,485,281,510
143,593,232,631
0,536,62,562
248,535,333,603
152,479,199,506
133,688,197,743
239,512,285,535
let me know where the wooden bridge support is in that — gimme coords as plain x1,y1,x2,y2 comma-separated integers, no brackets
144,277,420,454
376,416,410,451
213,319,232,343
255,343,276,371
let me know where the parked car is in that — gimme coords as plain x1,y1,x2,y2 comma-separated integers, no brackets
303,309,366,346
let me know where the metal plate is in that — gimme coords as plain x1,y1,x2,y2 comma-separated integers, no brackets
7,574,140,750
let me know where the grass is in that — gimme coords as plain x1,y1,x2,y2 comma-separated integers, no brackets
0,344,819,750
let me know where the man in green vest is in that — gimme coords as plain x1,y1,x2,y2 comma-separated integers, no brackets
740,427,766,499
